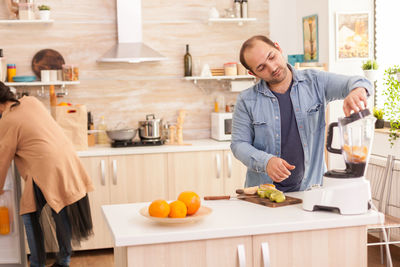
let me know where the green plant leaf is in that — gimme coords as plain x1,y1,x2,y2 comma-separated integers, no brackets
383,65,400,147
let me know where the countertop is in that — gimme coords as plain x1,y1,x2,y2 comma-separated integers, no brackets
77,139,231,157
101,192,381,247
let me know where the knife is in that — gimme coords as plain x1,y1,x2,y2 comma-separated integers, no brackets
204,195,258,200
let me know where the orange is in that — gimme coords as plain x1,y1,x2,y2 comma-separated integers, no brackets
178,191,201,215
168,200,187,218
148,199,170,218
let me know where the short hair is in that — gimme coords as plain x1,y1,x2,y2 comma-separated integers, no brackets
239,35,276,71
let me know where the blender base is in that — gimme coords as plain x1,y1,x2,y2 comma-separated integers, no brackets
302,176,371,215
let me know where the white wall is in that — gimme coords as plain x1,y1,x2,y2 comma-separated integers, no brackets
375,0,400,108
295,0,329,65
269,0,301,55
327,0,374,170
269,0,329,63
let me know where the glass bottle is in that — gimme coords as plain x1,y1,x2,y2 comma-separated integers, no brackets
241,0,248,18
0,49,6,82
97,116,109,144
234,0,241,18
184,44,192,77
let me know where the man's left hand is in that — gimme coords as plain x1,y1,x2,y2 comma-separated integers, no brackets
343,87,368,117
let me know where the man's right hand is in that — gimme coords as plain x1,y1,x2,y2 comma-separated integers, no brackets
266,157,295,182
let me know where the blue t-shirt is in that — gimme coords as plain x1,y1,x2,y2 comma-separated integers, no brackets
271,84,305,192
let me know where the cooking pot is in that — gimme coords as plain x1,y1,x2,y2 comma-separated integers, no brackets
106,128,137,141
138,114,162,140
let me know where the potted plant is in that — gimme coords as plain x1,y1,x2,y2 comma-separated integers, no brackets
373,107,384,129
38,5,50,20
383,65,400,147
362,59,379,82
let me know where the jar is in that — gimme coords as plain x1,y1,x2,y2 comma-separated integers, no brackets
72,66,79,81
18,3,35,20
224,62,237,76
7,64,16,82
237,63,247,75
62,64,73,81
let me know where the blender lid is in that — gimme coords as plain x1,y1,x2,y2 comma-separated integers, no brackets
339,109,371,126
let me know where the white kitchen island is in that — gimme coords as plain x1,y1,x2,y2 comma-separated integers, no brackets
102,192,381,267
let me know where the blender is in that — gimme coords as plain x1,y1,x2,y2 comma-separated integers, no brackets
303,109,376,215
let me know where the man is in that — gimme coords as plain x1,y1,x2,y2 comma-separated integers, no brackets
231,35,372,192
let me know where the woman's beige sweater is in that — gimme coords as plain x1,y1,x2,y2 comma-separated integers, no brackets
0,96,93,214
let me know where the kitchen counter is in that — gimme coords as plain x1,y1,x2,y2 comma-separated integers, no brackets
77,139,230,157
102,192,381,266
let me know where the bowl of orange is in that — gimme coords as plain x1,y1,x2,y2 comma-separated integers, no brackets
140,191,212,224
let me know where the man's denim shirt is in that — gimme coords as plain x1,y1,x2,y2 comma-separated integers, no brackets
230,66,373,191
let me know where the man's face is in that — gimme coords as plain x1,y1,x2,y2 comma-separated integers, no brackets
244,40,288,85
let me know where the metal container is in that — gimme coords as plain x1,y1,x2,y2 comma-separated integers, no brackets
138,114,162,140
106,128,137,141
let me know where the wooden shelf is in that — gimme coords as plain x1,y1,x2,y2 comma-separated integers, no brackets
208,18,256,26
5,81,80,86
184,75,255,84
0,19,54,24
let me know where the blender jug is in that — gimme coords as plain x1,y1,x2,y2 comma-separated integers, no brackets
325,109,376,178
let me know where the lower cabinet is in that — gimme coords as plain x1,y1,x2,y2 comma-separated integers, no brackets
115,226,367,267
168,150,247,198
252,226,366,267
115,236,253,267
77,153,168,250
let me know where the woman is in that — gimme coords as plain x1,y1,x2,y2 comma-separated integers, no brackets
0,82,94,267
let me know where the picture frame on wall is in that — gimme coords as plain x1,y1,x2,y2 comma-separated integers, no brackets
302,14,319,62
336,12,371,60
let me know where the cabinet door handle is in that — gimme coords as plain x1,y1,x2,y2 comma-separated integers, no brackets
237,244,246,267
261,242,270,267
216,153,221,179
100,160,106,186
112,159,117,185
227,152,232,178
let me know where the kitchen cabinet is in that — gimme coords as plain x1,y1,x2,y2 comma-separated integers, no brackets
77,156,113,250
116,226,366,267
115,236,253,267
77,154,168,250
252,226,366,267
167,150,246,198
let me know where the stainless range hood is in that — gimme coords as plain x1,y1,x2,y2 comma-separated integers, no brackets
98,0,166,63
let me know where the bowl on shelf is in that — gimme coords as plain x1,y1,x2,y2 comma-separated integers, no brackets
12,76,36,82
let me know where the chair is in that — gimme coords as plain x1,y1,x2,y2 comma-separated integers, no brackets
367,155,400,267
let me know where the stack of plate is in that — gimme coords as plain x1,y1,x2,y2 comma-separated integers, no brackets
12,76,36,82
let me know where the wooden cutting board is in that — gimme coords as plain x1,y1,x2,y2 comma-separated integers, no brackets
237,194,302,208
31,49,65,78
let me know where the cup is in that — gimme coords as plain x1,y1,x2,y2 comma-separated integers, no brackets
40,70,50,82
57,70,63,81
49,70,58,81
237,63,247,76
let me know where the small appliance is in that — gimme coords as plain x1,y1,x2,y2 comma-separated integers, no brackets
211,112,232,141
303,109,376,215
